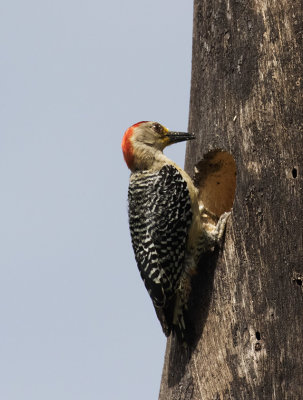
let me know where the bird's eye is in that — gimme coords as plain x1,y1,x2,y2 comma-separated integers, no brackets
152,123,163,134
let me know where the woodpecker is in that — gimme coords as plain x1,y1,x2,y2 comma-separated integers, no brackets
122,121,229,342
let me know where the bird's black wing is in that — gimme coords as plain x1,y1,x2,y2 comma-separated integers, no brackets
128,165,192,335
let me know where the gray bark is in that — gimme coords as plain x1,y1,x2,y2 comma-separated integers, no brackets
159,0,303,398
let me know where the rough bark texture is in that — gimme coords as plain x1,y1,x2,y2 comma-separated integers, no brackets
159,0,303,399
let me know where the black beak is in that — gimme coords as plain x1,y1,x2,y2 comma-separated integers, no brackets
166,131,195,143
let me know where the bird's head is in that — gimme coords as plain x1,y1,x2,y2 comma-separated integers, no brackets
121,121,195,171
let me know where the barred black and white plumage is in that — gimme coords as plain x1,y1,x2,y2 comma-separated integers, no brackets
121,121,230,343
128,165,192,336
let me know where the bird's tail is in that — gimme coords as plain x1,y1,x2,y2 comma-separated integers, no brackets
172,295,194,345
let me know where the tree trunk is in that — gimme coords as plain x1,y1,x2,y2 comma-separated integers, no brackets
159,0,303,399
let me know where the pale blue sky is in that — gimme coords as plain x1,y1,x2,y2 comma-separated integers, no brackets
0,1,193,399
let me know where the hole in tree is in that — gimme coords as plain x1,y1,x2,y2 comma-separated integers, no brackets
292,168,297,178
256,331,261,340
295,278,302,286
194,150,236,219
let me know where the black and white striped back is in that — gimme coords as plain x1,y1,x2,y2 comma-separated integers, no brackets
128,164,192,335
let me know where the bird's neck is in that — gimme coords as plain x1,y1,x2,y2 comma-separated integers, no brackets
132,145,171,172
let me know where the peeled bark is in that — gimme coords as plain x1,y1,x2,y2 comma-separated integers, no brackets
159,0,303,399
